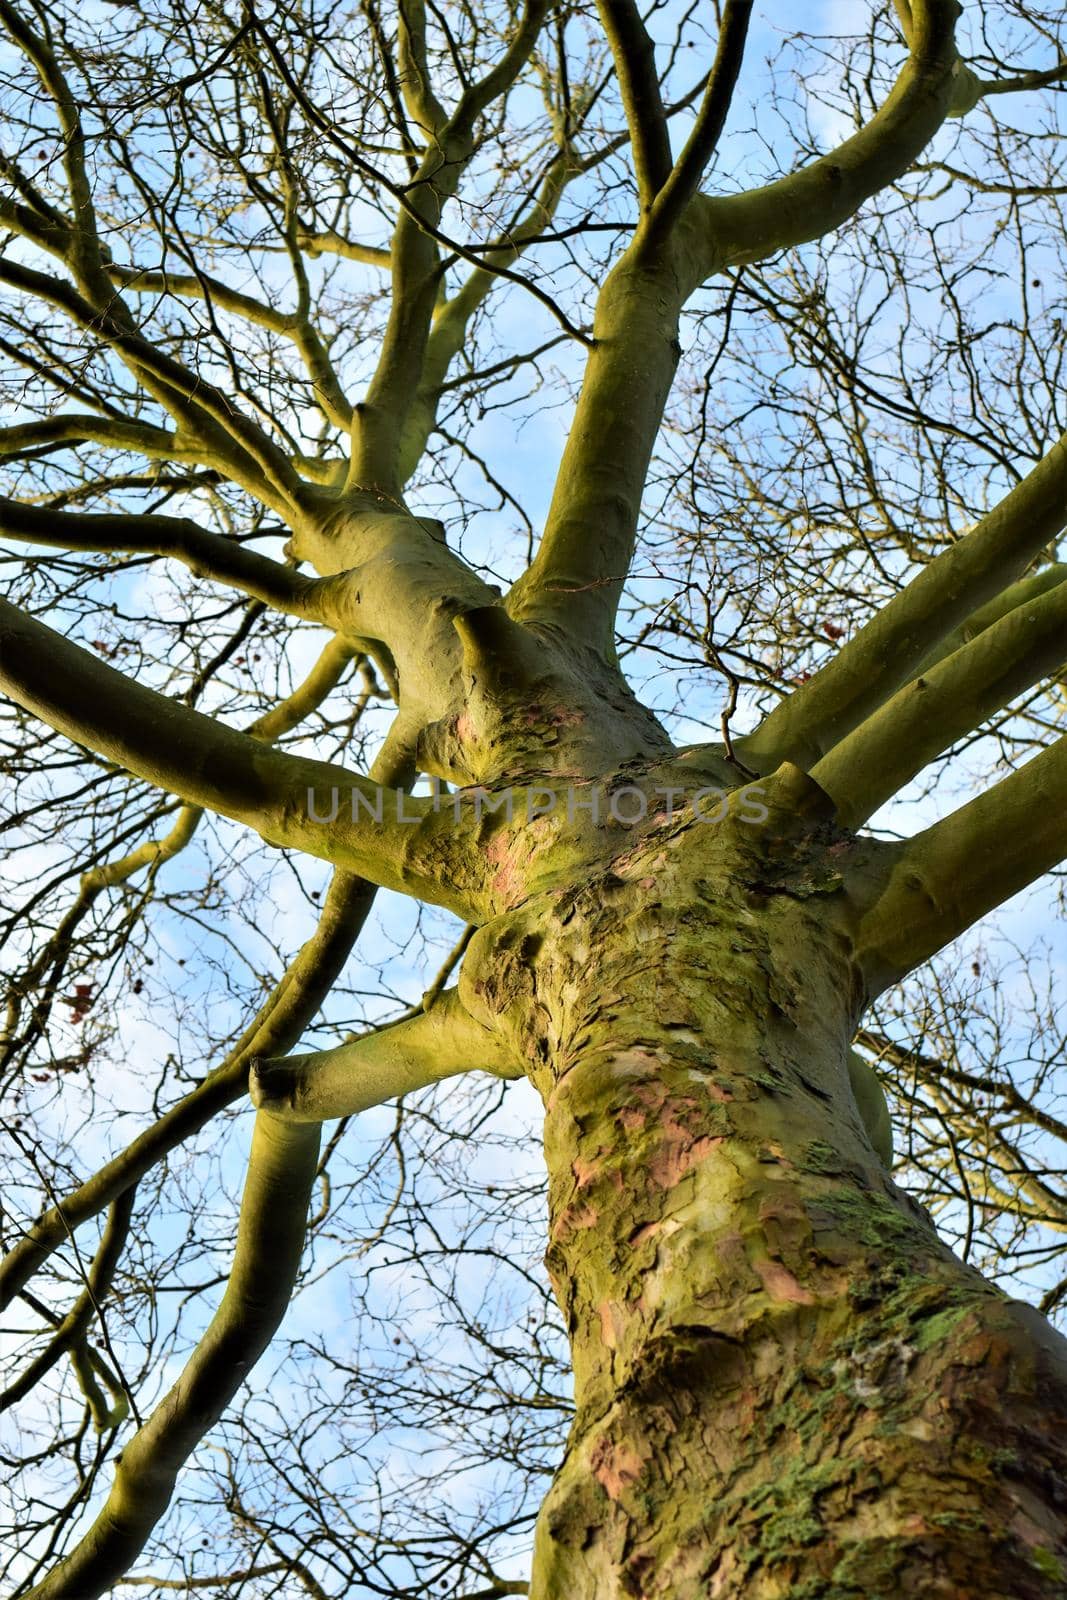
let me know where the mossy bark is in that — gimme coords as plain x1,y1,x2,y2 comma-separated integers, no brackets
461,766,1067,1600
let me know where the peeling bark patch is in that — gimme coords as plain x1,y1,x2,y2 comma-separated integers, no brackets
590,1436,646,1501
649,1130,723,1190
753,1256,816,1305
572,1155,604,1189
484,834,526,906
550,1201,599,1244
598,1300,627,1349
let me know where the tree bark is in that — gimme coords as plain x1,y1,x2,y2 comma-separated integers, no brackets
460,762,1067,1600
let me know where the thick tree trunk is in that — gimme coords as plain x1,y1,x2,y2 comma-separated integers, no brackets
463,767,1067,1599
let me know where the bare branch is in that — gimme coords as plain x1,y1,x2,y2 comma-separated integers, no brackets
594,0,671,210
0,256,306,513
0,1188,135,1415
19,1112,321,1600
642,0,753,249
0,500,323,618
0,597,474,911
683,0,960,288
251,985,522,1121
812,576,1067,826
858,734,1067,993
740,432,1067,772
0,868,378,1310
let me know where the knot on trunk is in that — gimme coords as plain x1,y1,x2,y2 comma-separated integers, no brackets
417,604,591,783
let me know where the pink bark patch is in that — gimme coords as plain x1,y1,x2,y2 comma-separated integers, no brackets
754,1258,816,1305
590,1436,646,1501
572,1155,603,1189
549,1202,599,1243
492,867,524,904
649,1131,723,1189
618,1106,647,1131
455,712,474,741
482,834,526,905
598,1299,627,1349
644,1090,723,1188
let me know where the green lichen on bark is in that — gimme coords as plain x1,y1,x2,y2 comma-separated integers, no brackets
452,762,1067,1599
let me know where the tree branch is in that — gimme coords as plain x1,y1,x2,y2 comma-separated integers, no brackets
857,734,1067,994
0,1188,135,1415
21,1112,321,1600
913,563,1067,674
0,597,476,912
0,500,323,618
641,0,752,249
396,0,450,137
106,264,290,333
594,0,672,210
296,229,392,269
509,0,960,657
250,984,522,1120
506,242,686,656
0,414,184,465
0,255,306,514
398,144,577,481
345,0,552,493
739,431,1067,772
812,575,1067,827
0,868,378,1310
682,0,960,290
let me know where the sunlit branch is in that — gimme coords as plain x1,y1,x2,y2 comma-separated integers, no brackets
683,0,959,289
0,500,323,617
813,576,1067,827
297,229,392,268
251,985,522,1120
0,414,185,465
0,0,114,305
0,1188,135,1415
346,0,552,493
106,265,290,333
510,0,959,657
0,256,307,515
0,597,476,910
20,1112,321,1600
594,0,671,210
741,432,1067,772
506,240,686,656
858,734,1067,993
396,0,450,138
18,1288,128,1430
975,55,1067,98
642,0,752,248
398,147,575,481
256,75,357,435
913,564,1067,674
0,868,378,1310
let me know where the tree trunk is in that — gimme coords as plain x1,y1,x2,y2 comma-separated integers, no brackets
463,765,1067,1599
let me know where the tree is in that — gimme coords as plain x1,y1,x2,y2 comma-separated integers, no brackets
1,0,1066,1594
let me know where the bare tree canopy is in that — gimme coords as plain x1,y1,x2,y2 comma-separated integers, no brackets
1,0,1066,1595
